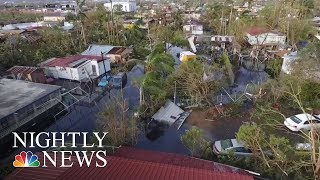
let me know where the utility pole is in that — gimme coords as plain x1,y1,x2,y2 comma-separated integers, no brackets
139,86,143,105
110,0,114,25
174,81,177,104
101,52,108,76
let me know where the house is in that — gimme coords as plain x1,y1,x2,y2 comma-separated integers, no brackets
82,44,132,64
39,55,111,82
0,79,61,147
182,12,201,20
104,0,137,12
183,21,203,35
210,35,235,50
43,14,66,22
179,51,196,62
246,27,286,48
6,66,47,84
1,22,44,30
6,146,255,180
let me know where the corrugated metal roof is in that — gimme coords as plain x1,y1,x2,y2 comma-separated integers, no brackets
246,27,270,36
41,55,104,67
113,147,251,175
152,100,184,125
108,47,127,55
7,66,42,75
6,147,254,180
81,44,115,56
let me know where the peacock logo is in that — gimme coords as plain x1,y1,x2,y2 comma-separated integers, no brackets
13,151,40,167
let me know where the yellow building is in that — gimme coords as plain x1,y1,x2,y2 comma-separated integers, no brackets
179,51,196,62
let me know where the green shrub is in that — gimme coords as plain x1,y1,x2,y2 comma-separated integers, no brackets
265,59,282,79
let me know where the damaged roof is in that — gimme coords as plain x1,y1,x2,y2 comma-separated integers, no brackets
152,100,184,125
7,66,43,75
40,55,105,67
81,44,115,56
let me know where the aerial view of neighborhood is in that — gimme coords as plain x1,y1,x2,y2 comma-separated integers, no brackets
0,0,319,179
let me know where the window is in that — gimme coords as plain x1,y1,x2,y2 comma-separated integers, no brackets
290,116,302,124
304,120,320,124
221,139,233,150
311,120,320,124
170,116,177,119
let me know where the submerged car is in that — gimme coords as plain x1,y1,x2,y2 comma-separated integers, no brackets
284,113,320,132
295,143,312,151
110,72,127,89
213,139,253,156
98,75,112,87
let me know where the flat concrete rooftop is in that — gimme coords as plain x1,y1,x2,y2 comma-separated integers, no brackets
0,78,61,120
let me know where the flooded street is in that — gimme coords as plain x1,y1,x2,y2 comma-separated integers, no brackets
46,63,269,156
47,65,145,135
2,64,270,161
136,125,190,155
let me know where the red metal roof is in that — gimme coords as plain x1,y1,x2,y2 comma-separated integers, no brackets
7,66,42,75
6,147,254,180
247,27,270,36
43,55,104,67
113,147,250,175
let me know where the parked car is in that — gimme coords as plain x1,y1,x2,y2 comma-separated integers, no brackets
284,113,320,132
110,72,127,89
213,139,253,156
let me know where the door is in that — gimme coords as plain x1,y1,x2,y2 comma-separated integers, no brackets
92,65,97,76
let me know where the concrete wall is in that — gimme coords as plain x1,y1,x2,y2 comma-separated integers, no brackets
246,33,286,46
97,60,111,76
44,67,59,79
30,70,47,83
183,25,203,35
53,66,79,80
107,54,122,63
104,1,137,12
44,16,66,22
75,61,93,80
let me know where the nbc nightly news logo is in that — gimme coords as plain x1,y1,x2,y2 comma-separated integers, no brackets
12,132,109,168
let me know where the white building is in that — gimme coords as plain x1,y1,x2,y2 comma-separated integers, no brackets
43,15,66,22
104,0,137,12
39,55,111,81
183,23,203,35
246,27,286,47
182,13,201,20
